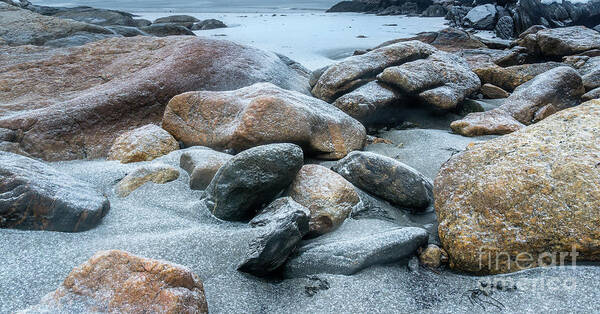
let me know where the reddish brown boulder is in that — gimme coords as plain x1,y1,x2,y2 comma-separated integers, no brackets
0,36,309,161
163,83,366,159
28,250,208,313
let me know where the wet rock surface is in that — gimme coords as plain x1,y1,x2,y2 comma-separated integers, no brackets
284,219,428,277
238,197,310,277
203,143,304,222
0,152,109,232
437,100,600,274
108,124,179,164
163,83,365,160
333,151,433,210
24,250,208,313
288,165,359,237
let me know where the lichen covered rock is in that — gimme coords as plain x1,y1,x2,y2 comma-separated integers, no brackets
108,124,179,163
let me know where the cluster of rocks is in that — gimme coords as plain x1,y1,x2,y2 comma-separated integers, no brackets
327,0,600,40
0,0,226,47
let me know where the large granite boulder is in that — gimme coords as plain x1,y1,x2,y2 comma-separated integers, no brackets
473,62,564,92
288,165,359,237
518,26,600,57
238,197,310,277
374,28,487,52
436,100,600,274
332,151,433,211
377,51,481,110
163,83,365,160
115,163,180,197
180,148,233,190
25,250,208,313
464,4,498,30
284,219,428,277
311,41,436,102
0,152,109,232
452,66,585,136
107,124,179,164
0,2,115,46
0,36,310,161
203,144,304,222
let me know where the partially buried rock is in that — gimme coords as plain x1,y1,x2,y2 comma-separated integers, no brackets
419,244,448,268
163,82,366,160
332,151,433,210
238,197,310,277
192,19,227,30
115,163,180,197
288,164,359,237
480,83,509,99
436,100,600,274
377,50,481,110
108,124,179,164
26,250,208,313
284,219,428,277
452,66,584,136
0,151,109,232
180,147,232,190
203,143,304,221
311,40,436,102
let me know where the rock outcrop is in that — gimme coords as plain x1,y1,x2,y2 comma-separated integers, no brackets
0,152,109,232
473,62,564,92
333,151,433,210
518,26,600,57
436,100,600,274
464,4,498,30
107,124,179,164
452,66,584,136
238,197,310,276
288,165,359,237
163,83,365,160
203,144,304,222
0,36,310,161
27,250,208,313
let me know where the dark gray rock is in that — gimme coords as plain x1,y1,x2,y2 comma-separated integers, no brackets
192,19,227,30
326,1,373,13
495,15,515,39
309,65,330,89
422,4,447,17
332,151,433,210
43,32,116,47
0,152,110,232
445,6,470,27
154,15,199,29
106,25,148,37
50,6,136,26
133,18,151,27
238,197,310,277
582,86,600,101
464,4,498,30
180,147,232,190
139,23,195,37
203,143,304,221
595,24,600,32
0,128,16,142
284,219,428,277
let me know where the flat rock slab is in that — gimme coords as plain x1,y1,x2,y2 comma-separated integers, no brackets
0,36,309,161
0,152,109,232
284,219,428,277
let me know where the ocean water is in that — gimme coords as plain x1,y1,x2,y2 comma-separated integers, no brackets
30,0,340,12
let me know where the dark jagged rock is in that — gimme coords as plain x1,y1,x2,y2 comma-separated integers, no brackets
106,25,148,37
154,15,199,29
48,6,136,26
422,4,447,17
332,151,433,210
464,4,498,30
203,144,304,222
238,197,310,277
495,15,515,39
0,151,110,232
192,19,227,30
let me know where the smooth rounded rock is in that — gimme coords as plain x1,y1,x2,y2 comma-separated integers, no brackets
108,124,179,164
115,163,180,197
180,148,233,190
